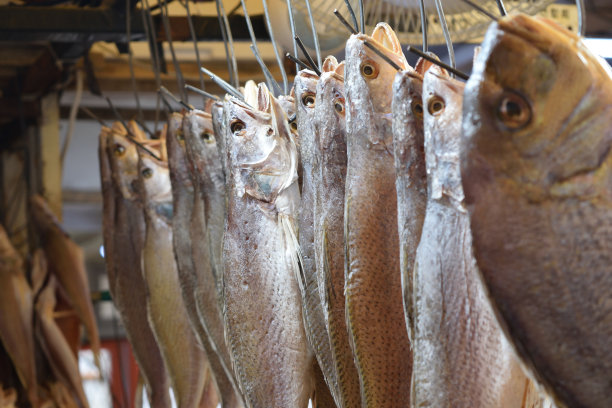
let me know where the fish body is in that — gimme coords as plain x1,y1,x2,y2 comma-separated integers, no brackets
461,14,612,408
35,275,89,408
183,109,245,408
29,194,100,364
294,68,339,407
101,129,171,408
344,23,412,406
412,69,533,408
138,152,209,408
222,82,313,408
0,226,39,407
391,68,428,343
312,58,362,408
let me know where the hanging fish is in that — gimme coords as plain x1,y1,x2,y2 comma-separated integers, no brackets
344,23,412,406
182,109,245,408
391,62,428,343
222,82,313,408
29,194,100,370
137,150,210,408
35,274,89,408
312,56,362,408
0,226,39,408
461,14,612,408
412,67,540,408
101,127,172,408
294,66,339,407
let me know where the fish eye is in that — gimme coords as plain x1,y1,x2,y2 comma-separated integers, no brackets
113,144,126,157
230,120,246,135
360,61,378,79
334,99,345,114
497,91,531,130
427,96,445,116
141,167,153,179
201,132,214,142
411,101,424,119
301,93,316,108
176,131,185,142
290,120,298,131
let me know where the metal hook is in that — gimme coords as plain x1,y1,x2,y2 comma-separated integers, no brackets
285,53,311,71
125,0,143,124
180,0,207,107
286,0,299,72
185,84,221,101
406,46,469,80
159,0,188,102
201,67,245,101
251,44,284,96
333,9,358,35
363,40,401,71
215,0,240,87
343,0,359,36
434,0,456,73
80,106,109,128
303,0,321,69
577,0,586,36
495,0,507,16
159,86,194,111
358,0,365,33
417,0,427,52
262,0,289,94
458,0,499,21
295,36,321,75
141,0,162,133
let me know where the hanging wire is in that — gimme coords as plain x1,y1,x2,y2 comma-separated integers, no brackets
201,67,245,101
358,0,365,33
215,0,240,87
262,0,289,94
141,0,163,133
126,0,144,124
363,40,401,71
185,84,221,101
295,35,321,75
577,0,586,36
60,68,83,167
286,0,299,72
406,46,469,80
433,0,456,72
286,53,311,70
458,0,499,21
495,0,507,16
181,0,207,108
334,9,358,34
418,0,427,52
160,0,188,102
343,0,359,35
303,0,322,69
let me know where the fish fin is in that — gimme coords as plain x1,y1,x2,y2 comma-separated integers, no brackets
280,215,306,298
321,225,336,306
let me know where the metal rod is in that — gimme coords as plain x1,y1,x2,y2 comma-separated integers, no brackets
250,44,284,96
458,0,499,21
125,0,143,124
262,0,289,94
214,0,238,88
358,0,365,33
495,0,507,16
418,0,428,52
80,106,109,128
286,0,299,72
363,40,401,71
160,0,188,102
295,36,321,75
343,0,359,35
136,120,155,138
285,53,311,71
141,0,162,133
577,0,586,36
334,9,358,34
434,0,456,73
182,0,207,107
406,46,469,80
158,89,175,112
185,84,221,101
201,67,245,101
159,86,193,111
303,0,321,69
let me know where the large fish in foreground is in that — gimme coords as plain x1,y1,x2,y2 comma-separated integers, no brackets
312,57,362,408
412,67,540,408
138,151,210,408
294,67,339,407
461,14,612,408
182,109,245,408
222,82,313,408
391,63,428,342
0,226,39,407
101,128,171,408
344,23,412,406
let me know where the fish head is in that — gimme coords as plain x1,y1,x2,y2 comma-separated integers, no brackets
137,153,172,206
345,23,409,147
225,82,298,204
184,110,217,175
463,14,612,200
316,61,347,152
423,68,465,205
393,69,424,138
108,132,141,200
294,69,320,149
166,112,192,187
